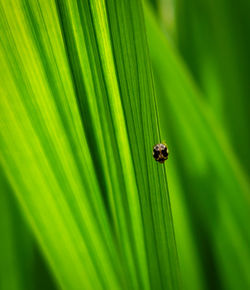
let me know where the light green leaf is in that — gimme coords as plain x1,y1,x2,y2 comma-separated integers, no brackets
0,0,180,289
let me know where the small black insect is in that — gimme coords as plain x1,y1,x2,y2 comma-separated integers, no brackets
153,143,169,163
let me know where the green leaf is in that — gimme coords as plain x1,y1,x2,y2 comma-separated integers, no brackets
0,0,180,289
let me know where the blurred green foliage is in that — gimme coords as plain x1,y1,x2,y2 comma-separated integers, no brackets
145,0,250,289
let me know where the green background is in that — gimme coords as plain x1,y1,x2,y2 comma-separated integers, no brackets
0,0,249,289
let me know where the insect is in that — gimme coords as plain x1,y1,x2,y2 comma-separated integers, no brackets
153,143,169,163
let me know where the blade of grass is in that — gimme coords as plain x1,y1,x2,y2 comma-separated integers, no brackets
0,0,123,288
105,0,180,288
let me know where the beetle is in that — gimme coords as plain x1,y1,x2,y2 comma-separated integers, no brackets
153,143,169,163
